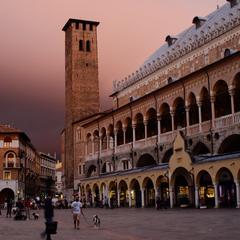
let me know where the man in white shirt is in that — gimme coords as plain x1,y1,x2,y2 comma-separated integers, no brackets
71,197,83,230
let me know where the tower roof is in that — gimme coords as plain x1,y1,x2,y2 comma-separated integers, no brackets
62,18,100,31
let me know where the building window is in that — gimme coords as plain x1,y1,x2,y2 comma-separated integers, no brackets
76,22,79,29
3,171,11,180
83,164,85,174
3,136,12,148
5,152,16,168
79,40,84,51
90,24,93,31
83,23,86,31
78,165,81,175
86,40,91,52
123,160,129,170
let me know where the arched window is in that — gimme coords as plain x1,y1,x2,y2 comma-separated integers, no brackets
86,40,91,52
5,152,16,168
4,136,12,148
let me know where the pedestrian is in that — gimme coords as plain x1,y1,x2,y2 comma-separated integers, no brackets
71,196,83,230
25,198,31,219
41,194,54,240
6,197,13,218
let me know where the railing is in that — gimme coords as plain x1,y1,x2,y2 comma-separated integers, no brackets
160,131,176,143
84,113,240,161
188,124,200,136
3,162,21,168
214,114,233,129
116,143,132,153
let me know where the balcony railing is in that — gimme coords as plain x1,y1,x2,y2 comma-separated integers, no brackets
85,113,240,160
3,162,21,169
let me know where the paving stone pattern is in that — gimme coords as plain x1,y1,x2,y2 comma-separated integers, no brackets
0,208,239,240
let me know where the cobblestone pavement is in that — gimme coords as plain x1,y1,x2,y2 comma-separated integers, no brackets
0,208,240,240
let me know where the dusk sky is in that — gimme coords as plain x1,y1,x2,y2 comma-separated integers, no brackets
0,0,226,157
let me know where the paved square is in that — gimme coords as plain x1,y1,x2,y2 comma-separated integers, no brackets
0,208,240,240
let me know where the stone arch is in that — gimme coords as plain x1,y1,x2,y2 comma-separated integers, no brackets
136,153,156,168
92,183,100,207
101,127,107,150
218,134,240,154
171,167,194,207
192,142,210,156
213,80,231,118
142,177,155,207
4,151,17,168
232,72,240,112
196,170,215,208
161,148,173,163
124,117,133,143
109,181,117,208
118,180,128,207
159,103,172,133
129,178,142,208
188,92,199,125
85,184,92,207
93,130,99,153
116,121,124,146
0,188,15,204
86,165,97,178
107,124,114,150
134,113,145,141
199,87,211,122
156,175,170,208
215,167,236,208
173,97,185,130
86,133,92,154
146,108,157,137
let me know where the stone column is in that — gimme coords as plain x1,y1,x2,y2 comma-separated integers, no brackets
235,181,240,208
132,123,136,148
157,114,161,144
185,105,190,135
210,94,215,128
169,185,174,208
128,190,132,208
114,128,117,151
229,87,235,115
123,126,126,145
141,188,145,208
117,188,120,207
106,131,110,151
154,188,158,208
195,185,199,208
214,183,219,208
144,119,148,142
99,133,102,155
170,108,175,131
91,136,95,154
197,99,202,132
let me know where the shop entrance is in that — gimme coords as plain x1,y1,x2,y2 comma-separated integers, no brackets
198,171,215,208
130,179,142,208
217,168,236,208
118,180,128,207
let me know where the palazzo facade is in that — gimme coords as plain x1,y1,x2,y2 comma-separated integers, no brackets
62,0,240,208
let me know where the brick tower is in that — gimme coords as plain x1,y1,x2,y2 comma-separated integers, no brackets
62,19,100,189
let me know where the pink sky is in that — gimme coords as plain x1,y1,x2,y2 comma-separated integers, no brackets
0,0,226,155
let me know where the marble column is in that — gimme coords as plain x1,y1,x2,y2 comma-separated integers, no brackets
128,190,132,208
132,123,136,148
214,183,219,208
185,106,190,135
195,185,199,208
197,100,202,132
169,185,174,208
210,94,215,128
229,88,235,115
144,119,148,143
170,108,175,131
157,114,161,144
141,188,145,208
235,181,240,208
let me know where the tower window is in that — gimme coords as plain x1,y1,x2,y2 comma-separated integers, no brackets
76,22,79,29
90,24,93,31
79,40,84,51
83,23,86,31
86,40,91,52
